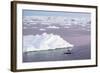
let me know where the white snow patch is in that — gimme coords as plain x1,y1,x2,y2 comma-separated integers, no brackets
23,33,74,52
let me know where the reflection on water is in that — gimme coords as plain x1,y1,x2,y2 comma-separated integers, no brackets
23,45,91,62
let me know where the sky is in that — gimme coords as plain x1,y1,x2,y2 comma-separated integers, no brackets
23,9,91,19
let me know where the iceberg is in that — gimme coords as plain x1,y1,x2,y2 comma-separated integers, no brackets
23,33,74,52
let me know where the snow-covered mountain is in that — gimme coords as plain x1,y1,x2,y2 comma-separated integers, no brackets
23,33,74,52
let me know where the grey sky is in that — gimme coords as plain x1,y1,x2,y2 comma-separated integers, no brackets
23,10,91,19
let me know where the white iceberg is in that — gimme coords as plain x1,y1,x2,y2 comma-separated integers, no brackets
23,33,74,52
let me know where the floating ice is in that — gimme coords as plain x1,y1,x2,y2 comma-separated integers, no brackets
23,33,74,52
46,26,60,29
39,28,46,31
23,27,28,29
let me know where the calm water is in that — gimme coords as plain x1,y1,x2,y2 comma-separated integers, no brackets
22,28,91,62
23,45,90,62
